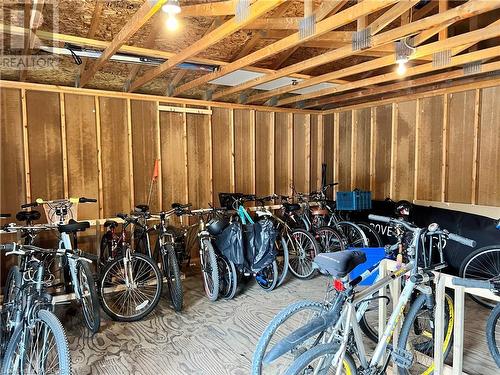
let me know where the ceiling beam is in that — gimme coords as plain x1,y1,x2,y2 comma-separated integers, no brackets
317,60,500,109
245,0,499,104
78,0,104,84
180,1,257,17
439,0,448,40
128,0,286,92
412,0,438,20
368,0,417,34
174,0,397,97
213,1,420,100
298,44,500,108
79,0,166,87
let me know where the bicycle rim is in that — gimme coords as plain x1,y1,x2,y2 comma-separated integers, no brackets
164,246,184,312
315,227,344,253
275,235,289,287
287,229,318,279
201,240,219,301
77,261,100,333
335,222,368,248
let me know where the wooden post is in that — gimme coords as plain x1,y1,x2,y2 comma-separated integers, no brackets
270,112,276,194
208,106,214,204
155,101,162,210
21,89,31,203
333,112,340,194
413,99,421,201
390,103,397,199
369,107,375,193
471,89,481,204
230,109,235,193
287,112,293,195
126,98,135,209
94,96,104,218
182,104,188,225
59,93,69,199
452,286,465,375
441,93,449,202
351,110,357,190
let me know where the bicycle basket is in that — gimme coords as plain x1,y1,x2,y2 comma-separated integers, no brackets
219,192,245,210
42,202,78,225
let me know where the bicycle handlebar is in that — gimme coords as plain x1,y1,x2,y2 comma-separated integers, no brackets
452,277,492,289
448,233,476,248
0,213,11,218
79,197,97,203
0,243,64,256
21,202,38,209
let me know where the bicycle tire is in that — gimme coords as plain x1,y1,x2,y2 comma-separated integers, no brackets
460,245,500,309
99,233,111,266
275,235,289,287
315,226,345,253
397,293,454,375
486,303,500,368
1,266,21,355
99,253,163,322
287,229,320,279
252,300,324,375
358,285,393,344
334,221,368,248
2,309,71,375
284,343,357,375
76,260,101,334
256,261,279,292
163,244,184,312
357,222,384,247
219,255,238,300
201,239,219,302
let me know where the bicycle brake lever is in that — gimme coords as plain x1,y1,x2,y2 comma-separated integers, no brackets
6,250,25,256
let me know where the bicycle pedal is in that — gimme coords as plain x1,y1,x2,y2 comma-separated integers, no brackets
391,348,413,369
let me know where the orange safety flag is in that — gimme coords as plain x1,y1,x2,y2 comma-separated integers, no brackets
152,159,159,180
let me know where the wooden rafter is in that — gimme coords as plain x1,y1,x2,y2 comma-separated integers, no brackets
297,44,500,109
180,1,257,18
79,0,166,88
412,0,438,20
19,0,44,82
439,0,448,40
128,0,286,92
245,0,500,104
78,0,104,84
174,0,397,97
213,0,418,100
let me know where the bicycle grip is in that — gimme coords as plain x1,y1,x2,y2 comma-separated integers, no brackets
368,214,391,224
0,243,16,252
452,277,490,289
79,197,97,203
0,213,11,218
21,202,38,209
448,233,476,248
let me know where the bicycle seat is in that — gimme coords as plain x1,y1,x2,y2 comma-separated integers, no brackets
171,202,191,209
103,220,118,228
16,210,41,222
0,213,11,219
134,204,149,213
283,203,301,212
58,219,90,234
325,200,336,211
313,250,366,278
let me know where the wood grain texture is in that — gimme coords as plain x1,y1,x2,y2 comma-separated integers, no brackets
64,94,99,220
338,111,352,192
372,105,392,200
352,108,370,190
293,114,311,193
477,86,500,206
310,115,324,193
393,100,417,201
274,112,292,196
211,107,234,202
416,96,443,201
322,114,335,199
26,90,64,207
130,100,160,210
234,109,255,195
255,111,274,196
187,114,212,208
99,97,130,218
446,91,476,204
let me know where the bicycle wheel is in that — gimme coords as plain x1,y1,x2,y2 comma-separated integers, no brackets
287,229,320,279
397,292,454,375
334,221,368,248
460,246,500,308
275,235,289,287
76,260,101,334
256,261,279,291
315,226,344,253
284,343,357,375
358,285,394,344
99,233,111,266
252,300,325,375
163,244,184,312
357,222,383,247
218,255,238,300
201,239,219,302
1,266,21,355
99,253,163,322
486,303,500,368
1,309,71,375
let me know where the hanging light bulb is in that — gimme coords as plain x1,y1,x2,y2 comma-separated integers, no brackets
396,60,407,76
162,0,181,31
166,13,179,31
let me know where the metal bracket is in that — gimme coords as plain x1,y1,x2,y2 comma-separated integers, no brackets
123,79,131,92
432,50,452,68
295,100,306,109
235,0,250,23
395,39,414,62
203,89,214,101
265,96,278,106
299,14,316,39
463,61,482,75
165,84,174,97
352,28,372,51
237,93,248,104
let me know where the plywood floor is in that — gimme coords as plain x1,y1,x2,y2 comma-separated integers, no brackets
58,274,498,375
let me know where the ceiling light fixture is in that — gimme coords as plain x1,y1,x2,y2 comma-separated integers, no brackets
162,0,181,31
395,38,415,76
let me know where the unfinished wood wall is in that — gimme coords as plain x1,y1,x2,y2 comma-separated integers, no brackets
322,85,500,208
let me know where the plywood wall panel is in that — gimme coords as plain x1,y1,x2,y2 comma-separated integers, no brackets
187,114,212,208
130,100,159,210
416,96,443,201
373,105,392,200
26,91,64,205
446,91,476,204
310,115,323,192
477,86,500,206
274,112,292,196
64,94,99,220
99,97,130,217
160,112,187,208
211,108,233,203
393,100,416,200
352,108,370,190
338,111,352,192
293,114,311,193
234,109,255,195
255,111,274,196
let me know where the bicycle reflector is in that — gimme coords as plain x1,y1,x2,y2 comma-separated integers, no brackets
333,279,345,291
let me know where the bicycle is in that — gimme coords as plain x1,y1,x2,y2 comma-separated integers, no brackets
262,215,476,375
19,197,101,334
452,276,500,368
0,243,71,375
98,212,163,321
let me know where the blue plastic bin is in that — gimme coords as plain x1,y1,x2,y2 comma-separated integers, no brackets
336,190,372,211
348,247,386,285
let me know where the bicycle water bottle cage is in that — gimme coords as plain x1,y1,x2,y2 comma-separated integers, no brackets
313,250,367,278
